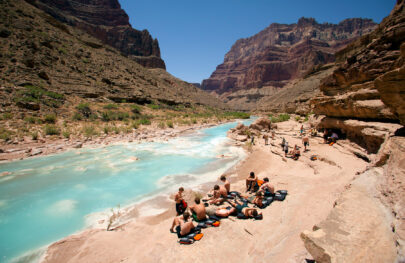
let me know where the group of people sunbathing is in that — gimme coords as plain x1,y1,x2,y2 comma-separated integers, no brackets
170,173,277,239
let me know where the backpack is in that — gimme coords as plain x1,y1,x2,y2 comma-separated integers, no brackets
179,238,194,245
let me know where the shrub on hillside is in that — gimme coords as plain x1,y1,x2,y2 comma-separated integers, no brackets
44,125,60,135
44,114,57,123
76,103,92,118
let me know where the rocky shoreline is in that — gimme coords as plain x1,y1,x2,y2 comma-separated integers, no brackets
0,120,231,164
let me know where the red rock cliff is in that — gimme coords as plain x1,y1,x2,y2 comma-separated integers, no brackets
201,17,376,108
27,0,166,69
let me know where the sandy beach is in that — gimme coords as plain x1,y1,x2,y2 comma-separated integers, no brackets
41,119,370,263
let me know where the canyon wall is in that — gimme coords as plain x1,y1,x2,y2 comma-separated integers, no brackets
27,0,166,69
303,1,405,262
201,17,376,110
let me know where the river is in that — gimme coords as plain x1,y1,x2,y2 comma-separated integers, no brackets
0,118,254,262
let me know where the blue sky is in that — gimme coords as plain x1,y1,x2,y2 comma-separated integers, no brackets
119,0,395,84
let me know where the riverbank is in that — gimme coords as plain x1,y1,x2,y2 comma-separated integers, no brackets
0,120,233,164
41,119,372,263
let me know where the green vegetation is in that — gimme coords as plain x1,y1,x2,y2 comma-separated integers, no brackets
76,103,92,118
103,103,118,110
24,116,40,124
130,104,142,114
31,131,38,140
295,116,301,121
44,114,57,123
147,103,160,110
72,112,83,121
82,125,98,138
62,130,70,139
0,128,13,141
166,121,174,128
269,113,290,123
14,85,64,108
222,111,250,119
1,113,13,120
101,111,129,122
137,118,151,125
44,124,60,135
158,122,166,129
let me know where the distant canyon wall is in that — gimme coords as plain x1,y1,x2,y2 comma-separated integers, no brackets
201,17,377,110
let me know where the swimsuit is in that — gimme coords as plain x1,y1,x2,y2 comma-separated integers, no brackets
236,201,248,213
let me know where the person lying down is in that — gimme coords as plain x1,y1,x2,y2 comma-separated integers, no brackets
214,199,263,219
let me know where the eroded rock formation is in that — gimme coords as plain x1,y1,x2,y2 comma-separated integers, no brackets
201,17,376,110
313,0,405,123
28,0,166,69
303,1,405,261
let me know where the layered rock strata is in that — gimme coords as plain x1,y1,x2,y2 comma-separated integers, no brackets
201,17,376,110
313,0,405,123
28,0,166,69
303,2,405,261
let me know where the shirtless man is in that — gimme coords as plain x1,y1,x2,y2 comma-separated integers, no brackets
246,172,258,192
220,175,230,193
189,197,207,221
252,192,264,208
302,136,309,152
259,177,275,196
215,207,237,218
227,199,262,219
175,187,185,215
170,212,195,237
209,185,227,205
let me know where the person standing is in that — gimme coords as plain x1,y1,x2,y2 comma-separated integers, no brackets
284,141,289,157
302,136,309,152
263,134,269,145
175,187,185,215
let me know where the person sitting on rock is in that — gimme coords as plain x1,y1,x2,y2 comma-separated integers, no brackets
252,191,264,208
323,129,329,144
258,177,275,196
300,125,304,135
302,136,309,152
220,175,230,194
209,185,226,205
170,212,196,237
189,197,207,222
246,172,258,193
291,145,300,160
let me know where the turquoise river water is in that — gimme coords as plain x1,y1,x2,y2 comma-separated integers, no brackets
0,118,253,262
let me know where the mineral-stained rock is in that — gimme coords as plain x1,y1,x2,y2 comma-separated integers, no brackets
201,17,376,109
301,167,397,263
32,0,165,69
